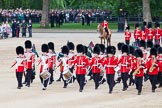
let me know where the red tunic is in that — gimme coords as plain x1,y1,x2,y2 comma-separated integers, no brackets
118,55,131,73
73,55,89,75
147,29,154,40
125,31,131,40
134,29,142,40
89,56,102,73
154,28,162,40
157,54,162,72
140,31,146,41
48,52,56,69
133,58,144,77
102,56,117,74
38,54,49,73
24,51,35,69
145,57,158,75
102,21,108,28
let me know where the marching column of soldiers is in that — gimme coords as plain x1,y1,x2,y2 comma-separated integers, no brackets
11,38,162,95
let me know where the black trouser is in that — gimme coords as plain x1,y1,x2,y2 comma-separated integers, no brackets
149,75,158,91
26,69,33,86
158,72,162,86
125,40,130,45
40,76,49,88
129,71,134,86
155,39,160,45
22,29,26,37
93,73,100,89
76,74,85,90
16,72,23,87
135,39,139,46
106,74,115,92
135,77,143,93
121,73,128,89
49,68,54,83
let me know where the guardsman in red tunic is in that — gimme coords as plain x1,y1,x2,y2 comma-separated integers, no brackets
141,29,147,42
11,46,25,89
67,42,76,82
73,44,89,92
134,23,142,46
102,46,117,93
125,26,131,45
24,40,35,87
128,46,135,86
118,45,130,91
89,45,101,90
133,49,145,95
147,22,154,42
37,44,50,90
56,53,64,81
48,42,56,84
145,48,158,92
98,44,106,84
157,47,162,87
139,40,147,61
154,22,161,45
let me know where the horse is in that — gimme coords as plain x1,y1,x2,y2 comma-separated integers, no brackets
97,24,112,47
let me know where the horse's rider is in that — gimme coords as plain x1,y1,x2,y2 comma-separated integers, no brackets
102,20,109,35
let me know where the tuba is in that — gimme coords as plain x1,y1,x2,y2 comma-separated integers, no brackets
149,56,157,72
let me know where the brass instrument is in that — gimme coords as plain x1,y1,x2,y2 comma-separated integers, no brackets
133,60,140,76
149,56,157,72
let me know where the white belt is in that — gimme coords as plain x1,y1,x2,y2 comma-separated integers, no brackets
106,65,115,67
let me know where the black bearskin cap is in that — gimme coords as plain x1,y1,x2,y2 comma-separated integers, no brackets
150,47,157,56
76,44,84,53
67,42,75,50
111,46,116,55
48,42,54,50
158,47,162,54
122,45,128,54
126,26,130,30
41,44,48,53
99,44,105,53
117,42,124,51
139,40,146,48
147,41,153,48
129,46,134,55
148,22,152,28
83,46,88,54
143,21,147,26
61,46,69,55
93,46,100,55
16,46,24,55
25,40,32,49
135,23,139,28
107,46,113,54
134,49,143,58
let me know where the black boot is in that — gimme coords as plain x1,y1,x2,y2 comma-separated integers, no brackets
57,73,62,82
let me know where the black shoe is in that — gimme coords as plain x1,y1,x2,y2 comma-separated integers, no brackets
26,84,30,87
42,88,46,90
158,85,162,88
89,76,93,81
101,78,106,84
17,87,21,89
56,79,61,82
95,87,98,90
137,92,141,95
23,81,26,84
122,88,127,91
79,89,83,92
63,85,67,88
73,77,76,83
152,90,155,93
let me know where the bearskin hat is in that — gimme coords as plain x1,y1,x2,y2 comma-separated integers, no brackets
106,46,113,54
99,44,105,53
121,45,128,54
67,42,75,50
156,22,160,28
61,46,69,55
143,21,147,26
76,44,84,53
93,45,100,55
129,46,134,55
48,42,54,51
117,42,124,51
148,22,152,28
147,41,153,48
41,44,48,53
16,46,24,55
83,46,88,54
139,40,146,48
135,23,139,28
134,49,143,58
25,40,32,49
150,47,157,56
111,46,116,55
158,47,162,54
126,25,130,30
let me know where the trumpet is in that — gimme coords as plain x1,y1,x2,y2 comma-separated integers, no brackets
149,56,157,72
